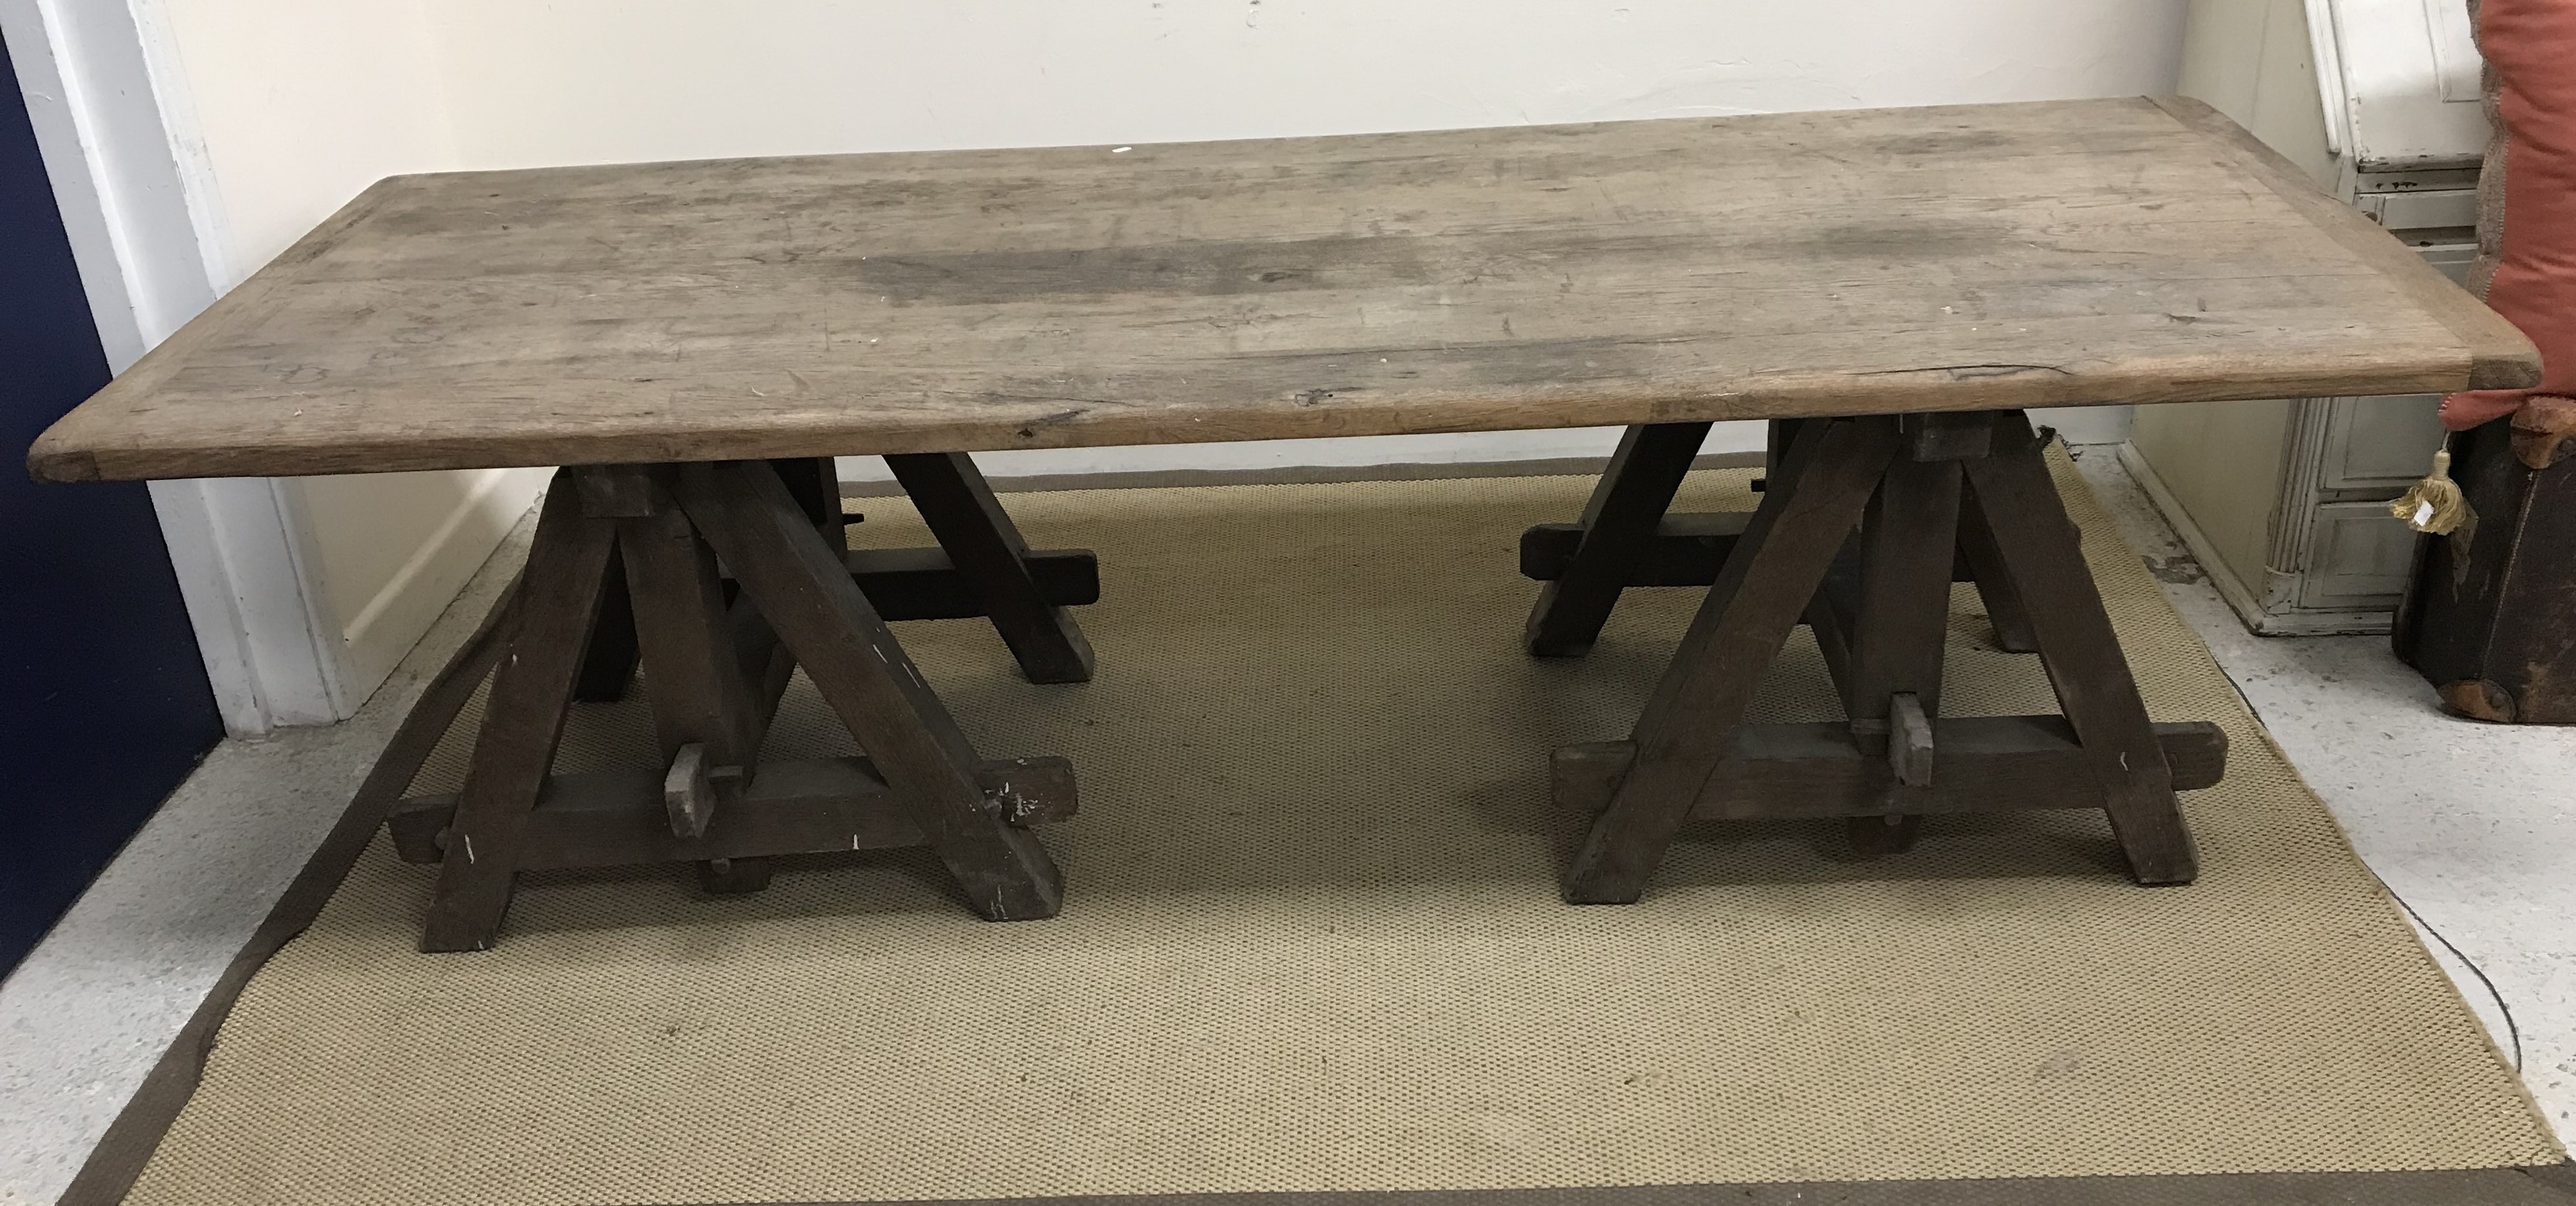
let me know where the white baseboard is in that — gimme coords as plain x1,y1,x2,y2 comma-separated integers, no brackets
141,477,339,731
330,467,550,709
2236,604,2394,636
2114,442,2393,636
2116,442,2272,629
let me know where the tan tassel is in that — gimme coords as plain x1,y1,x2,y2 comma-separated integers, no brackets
2391,441,2473,535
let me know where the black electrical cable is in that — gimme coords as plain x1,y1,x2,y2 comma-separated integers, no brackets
2374,864,2525,1074
2203,648,2524,1074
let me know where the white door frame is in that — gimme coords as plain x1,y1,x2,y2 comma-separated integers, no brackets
5,0,340,733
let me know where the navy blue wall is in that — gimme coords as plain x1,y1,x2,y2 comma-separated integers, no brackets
2,33,224,973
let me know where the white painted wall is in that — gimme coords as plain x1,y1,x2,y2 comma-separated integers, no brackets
425,1,2187,165
148,0,454,279
139,0,550,721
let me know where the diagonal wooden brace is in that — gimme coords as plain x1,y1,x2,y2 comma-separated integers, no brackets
1523,421,1714,657
1962,421,2197,884
1562,417,1901,903
420,482,620,952
677,459,1065,920
888,451,1096,684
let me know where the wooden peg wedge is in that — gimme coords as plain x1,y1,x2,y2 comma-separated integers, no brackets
665,742,715,839
1888,693,1935,788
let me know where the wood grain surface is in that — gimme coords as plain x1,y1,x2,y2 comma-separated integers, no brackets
30,96,2539,482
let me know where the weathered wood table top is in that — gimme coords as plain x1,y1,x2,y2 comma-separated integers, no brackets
31,96,2537,483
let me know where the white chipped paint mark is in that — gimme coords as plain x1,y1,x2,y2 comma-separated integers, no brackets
2118,752,2129,771
989,779,1040,823
462,834,477,863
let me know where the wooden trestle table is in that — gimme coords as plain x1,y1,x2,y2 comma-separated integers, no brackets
31,96,2537,950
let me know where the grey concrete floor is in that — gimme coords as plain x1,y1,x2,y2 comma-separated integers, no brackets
2,450,2571,1204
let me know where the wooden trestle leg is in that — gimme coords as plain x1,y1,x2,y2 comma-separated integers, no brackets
1959,421,2198,883
887,452,1096,684
420,482,622,952
404,458,1073,951
1552,413,2219,903
1523,421,1713,657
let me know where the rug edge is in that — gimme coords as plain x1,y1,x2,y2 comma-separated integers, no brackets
54,785,394,1206
690,1165,2576,1206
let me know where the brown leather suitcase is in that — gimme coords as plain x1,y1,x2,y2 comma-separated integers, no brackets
2394,402,2576,723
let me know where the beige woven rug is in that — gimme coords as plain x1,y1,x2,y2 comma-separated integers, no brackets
121,456,2560,1205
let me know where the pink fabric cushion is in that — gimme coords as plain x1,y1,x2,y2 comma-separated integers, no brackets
2440,0,2576,431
